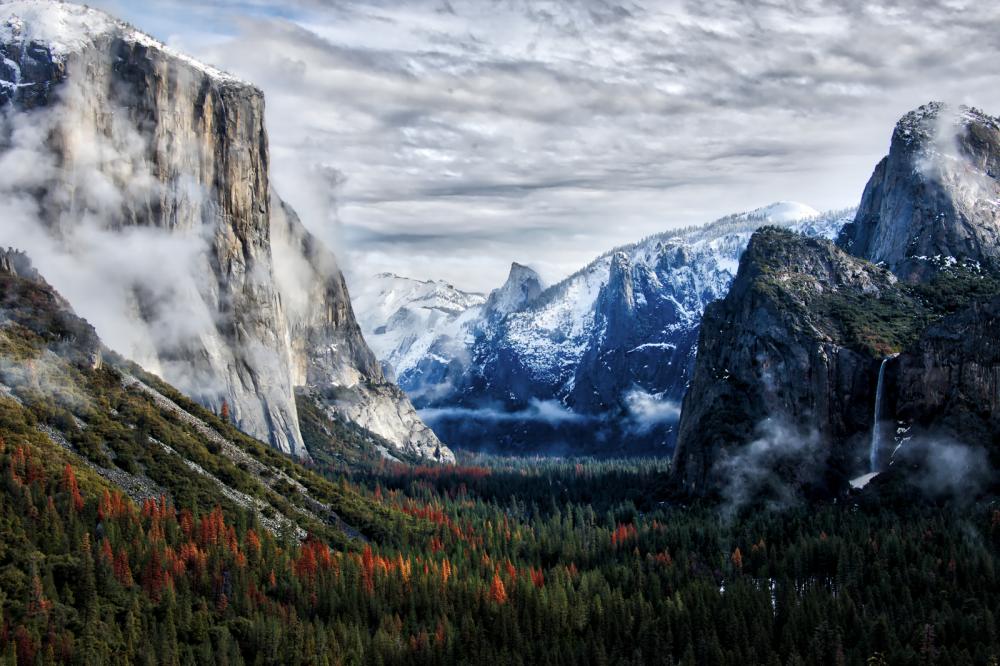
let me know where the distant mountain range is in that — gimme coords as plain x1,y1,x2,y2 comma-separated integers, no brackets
354,202,854,455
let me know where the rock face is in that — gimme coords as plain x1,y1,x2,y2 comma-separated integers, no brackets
270,196,382,389
894,296,1000,453
669,229,910,496
354,202,849,454
838,103,1000,282
482,263,544,319
0,2,305,455
0,2,450,462
270,199,452,462
673,103,1000,498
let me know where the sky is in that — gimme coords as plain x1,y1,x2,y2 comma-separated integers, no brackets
87,0,1000,293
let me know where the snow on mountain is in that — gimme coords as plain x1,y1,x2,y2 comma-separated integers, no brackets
481,202,844,396
1,1,114,57
352,273,486,383
755,201,821,223
354,202,854,454
1,1,244,83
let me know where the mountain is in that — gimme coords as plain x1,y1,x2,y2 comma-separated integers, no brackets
351,272,486,385
354,202,851,454
0,247,401,545
838,103,1000,282
0,1,451,463
672,103,1000,499
669,228,920,498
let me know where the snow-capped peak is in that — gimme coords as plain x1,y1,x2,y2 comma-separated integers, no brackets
484,262,544,317
752,201,821,223
1,1,113,56
1,1,245,84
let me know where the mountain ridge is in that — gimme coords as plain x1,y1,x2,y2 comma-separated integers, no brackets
0,0,452,463
355,202,852,454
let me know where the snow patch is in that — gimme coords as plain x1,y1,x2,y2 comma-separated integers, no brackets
1,1,246,84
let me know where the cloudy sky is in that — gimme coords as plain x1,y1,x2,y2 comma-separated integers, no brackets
89,0,1000,292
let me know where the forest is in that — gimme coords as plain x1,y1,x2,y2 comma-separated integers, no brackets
1,436,998,665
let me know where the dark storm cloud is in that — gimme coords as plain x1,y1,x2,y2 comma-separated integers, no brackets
89,0,1000,291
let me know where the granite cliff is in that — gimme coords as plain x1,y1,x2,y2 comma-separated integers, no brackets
672,103,1000,498
0,1,450,462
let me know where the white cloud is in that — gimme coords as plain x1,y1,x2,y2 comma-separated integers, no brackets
0,50,224,395
85,0,1000,293
624,388,681,434
419,399,588,424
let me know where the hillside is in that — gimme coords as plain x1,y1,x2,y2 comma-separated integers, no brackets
0,248,416,548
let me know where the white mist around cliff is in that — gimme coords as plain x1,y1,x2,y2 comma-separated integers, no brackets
0,53,220,395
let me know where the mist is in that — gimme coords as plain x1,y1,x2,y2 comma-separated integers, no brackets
893,435,994,501
714,418,826,517
419,399,590,426
623,388,680,435
1,53,220,375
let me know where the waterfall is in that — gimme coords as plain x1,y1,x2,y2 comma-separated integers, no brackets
870,357,891,473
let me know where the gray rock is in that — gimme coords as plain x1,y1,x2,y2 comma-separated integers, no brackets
482,263,544,319
0,3,449,462
838,102,1000,282
669,229,900,496
270,197,453,463
895,296,1000,448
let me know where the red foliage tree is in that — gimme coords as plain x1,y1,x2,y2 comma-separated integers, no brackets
114,548,134,587
63,464,84,513
489,574,507,604
529,567,545,589
361,546,376,594
142,549,166,602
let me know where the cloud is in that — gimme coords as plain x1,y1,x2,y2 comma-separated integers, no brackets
0,47,226,397
623,387,680,434
82,0,1000,293
715,418,826,517
419,399,589,425
894,436,993,501
0,351,93,414
915,105,999,204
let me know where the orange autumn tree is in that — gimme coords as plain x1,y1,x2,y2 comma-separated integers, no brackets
361,545,376,594
62,464,83,513
489,573,507,604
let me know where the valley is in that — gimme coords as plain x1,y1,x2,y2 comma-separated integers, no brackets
3,436,998,663
0,1,999,664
